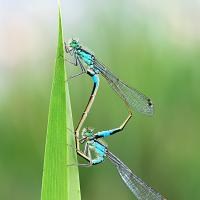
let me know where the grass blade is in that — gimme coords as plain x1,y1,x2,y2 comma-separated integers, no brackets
41,3,81,200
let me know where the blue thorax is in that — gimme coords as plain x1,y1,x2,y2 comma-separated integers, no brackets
87,128,118,158
78,49,93,65
88,139,107,156
77,49,100,74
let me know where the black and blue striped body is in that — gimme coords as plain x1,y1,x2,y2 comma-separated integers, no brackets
89,128,122,165
86,69,100,89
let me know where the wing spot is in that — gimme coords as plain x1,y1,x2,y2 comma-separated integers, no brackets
147,98,153,107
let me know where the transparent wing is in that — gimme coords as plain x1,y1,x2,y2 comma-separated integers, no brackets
107,151,166,200
94,59,154,115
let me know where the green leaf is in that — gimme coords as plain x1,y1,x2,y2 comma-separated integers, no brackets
41,3,81,200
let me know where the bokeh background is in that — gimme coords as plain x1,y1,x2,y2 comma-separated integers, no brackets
1,0,200,199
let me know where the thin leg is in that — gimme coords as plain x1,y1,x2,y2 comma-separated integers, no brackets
67,136,93,163
67,162,92,167
65,52,85,69
67,127,87,143
67,142,93,167
77,145,93,166
65,58,77,66
80,144,105,166
77,56,87,73
64,42,69,53
65,57,86,81
77,150,91,164
64,42,70,53
83,143,89,157
67,71,85,81
69,144,105,167
67,132,93,165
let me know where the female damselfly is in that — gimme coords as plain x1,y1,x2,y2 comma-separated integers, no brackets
72,125,166,200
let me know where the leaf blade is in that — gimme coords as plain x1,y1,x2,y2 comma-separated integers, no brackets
41,4,81,200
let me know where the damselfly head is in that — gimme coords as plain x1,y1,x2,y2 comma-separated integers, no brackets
68,38,80,49
82,127,94,138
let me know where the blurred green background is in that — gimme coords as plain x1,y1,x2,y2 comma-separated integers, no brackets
1,0,200,199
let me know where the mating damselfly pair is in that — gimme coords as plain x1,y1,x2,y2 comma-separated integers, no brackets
65,39,166,200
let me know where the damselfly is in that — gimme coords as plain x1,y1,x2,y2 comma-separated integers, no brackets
65,38,153,115
73,126,166,200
